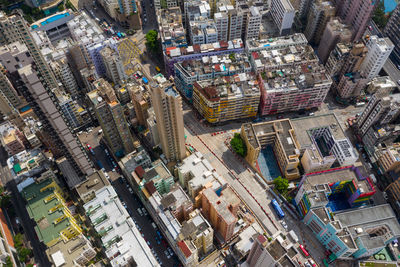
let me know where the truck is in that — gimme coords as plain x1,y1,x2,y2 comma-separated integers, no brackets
142,77,148,84
97,160,104,170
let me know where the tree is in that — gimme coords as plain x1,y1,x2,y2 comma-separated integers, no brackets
5,256,12,267
373,1,389,29
230,133,247,157
57,3,65,12
145,30,159,55
273,176,289,194
18,247,32,262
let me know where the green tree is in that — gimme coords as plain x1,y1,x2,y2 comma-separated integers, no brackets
57,3,65,11
230,133,247,157
18,247,32,262
373,1,388,29
273,176,289,194
145,30,160,55
5,256,12,267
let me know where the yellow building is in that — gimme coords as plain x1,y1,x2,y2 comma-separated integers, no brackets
192,73,260,124
240,119,301,180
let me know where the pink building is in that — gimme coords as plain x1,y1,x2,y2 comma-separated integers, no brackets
258,63,332,115
335,0,376,41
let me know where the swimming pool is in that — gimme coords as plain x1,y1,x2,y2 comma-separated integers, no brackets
40,12,70,26
384,0,398,13
257,146,282,181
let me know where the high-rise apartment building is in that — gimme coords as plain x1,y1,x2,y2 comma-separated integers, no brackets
244,6,262,41
360,36,394,81
329,43,368,99
214,0,244,41
334,0,376,41
356,89,400,137
157,8,187,50
384,4,400,65
50,57,80,98
304,0,336,45
0,66,25,110
0,12,58,89
317,18,352,64
150,80,186,162
201,187,238,242
118,0,137,16
88,80,134,157
100,46,127,85
270,0,295,35
0,42,93,187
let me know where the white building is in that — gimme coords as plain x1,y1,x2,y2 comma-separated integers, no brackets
175,151,227,198
50,57,79,98
245,6,262,40
83,186,159,266
292,114,358,173
270,0,295,35
189,20,218,45
100,46,127,85
214,0,243,41
361,36,394,81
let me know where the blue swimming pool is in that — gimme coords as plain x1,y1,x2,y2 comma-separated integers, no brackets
257,146,282,182
384,0,398,13
40,12,70,26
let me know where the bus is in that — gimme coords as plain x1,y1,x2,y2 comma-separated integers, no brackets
299,244,310,257
271,199,285,219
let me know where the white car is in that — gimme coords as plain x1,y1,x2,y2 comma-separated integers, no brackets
281,221,288,230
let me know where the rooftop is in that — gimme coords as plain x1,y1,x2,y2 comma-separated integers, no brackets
202,187,236,225
251,44,318,71
46,235,96,267
291,113,346,148
303,166,374,195
177,151,226,196
336,204,400,250
176,52,251,78
165,39,243,59
160,184,192,211
246,33,308,52
194,72,260,101
83,186,157,266
20,176,82,246
260,62,332,94
75,171,110,201
157,7,187,49
250,119,300,157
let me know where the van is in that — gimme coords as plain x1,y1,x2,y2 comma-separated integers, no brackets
289,230,299,242
152,222,157,229
137,208,143,216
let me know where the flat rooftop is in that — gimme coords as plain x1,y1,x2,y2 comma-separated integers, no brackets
21,178,79,245
336,204,400,250
176,52,251,78
194,73,260,101
266,240,286,261
291,113,346,148
260,63,331,94
251,44,317,71
246,33,308,52
75,171,109,198
165,39,243,59
83,186,157,266
252,119,299,157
